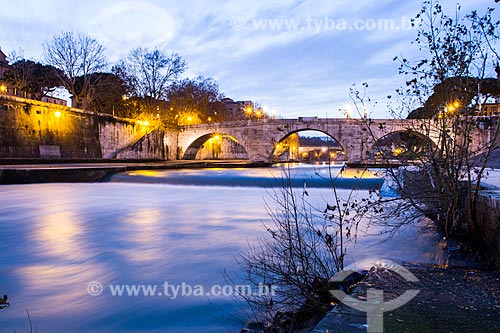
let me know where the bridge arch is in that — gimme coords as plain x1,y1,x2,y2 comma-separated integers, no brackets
272,129,347,162
183,132,249,160
177,118,463,163
368,130,436,161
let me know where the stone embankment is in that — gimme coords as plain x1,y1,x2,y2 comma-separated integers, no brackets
472,170,500,261
0,160,269,184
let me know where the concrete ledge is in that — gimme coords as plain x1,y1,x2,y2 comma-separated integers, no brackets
0,160,272,184
0,167,126,184
472,189,500,259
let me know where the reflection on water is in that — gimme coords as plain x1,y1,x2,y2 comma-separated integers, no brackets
0,183,268,332
0,167,447,332
35,211,84,260
121,209,166,263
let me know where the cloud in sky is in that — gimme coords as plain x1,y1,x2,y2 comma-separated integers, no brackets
0,0,497,118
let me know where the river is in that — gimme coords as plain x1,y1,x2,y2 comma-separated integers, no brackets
0,165,447,332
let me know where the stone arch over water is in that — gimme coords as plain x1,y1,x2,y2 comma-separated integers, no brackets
368,130,436,161
271,128,347,162
183,133,249,160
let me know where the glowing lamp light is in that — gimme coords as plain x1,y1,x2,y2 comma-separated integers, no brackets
143,120,149,126
54,111,61,118
0,84,6,93
321,147,327,152
393,148,403,156
213,134,221,141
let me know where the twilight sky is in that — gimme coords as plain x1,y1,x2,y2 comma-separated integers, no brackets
0,0,497,118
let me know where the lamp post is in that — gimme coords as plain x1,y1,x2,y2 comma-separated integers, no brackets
340,103,352,119
245,105,253,119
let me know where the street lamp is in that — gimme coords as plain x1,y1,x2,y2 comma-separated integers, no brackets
341,103,351,119
245,106,253,118
443,101,460,117
0,84,7,94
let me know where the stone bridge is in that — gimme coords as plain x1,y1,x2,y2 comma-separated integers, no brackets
176,117,497,163
177,117,446,163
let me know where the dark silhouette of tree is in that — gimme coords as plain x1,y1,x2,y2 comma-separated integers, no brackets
166,76,228,124
4,58,63,100
408,77,500,118
44,32,107,108
73,72,129,116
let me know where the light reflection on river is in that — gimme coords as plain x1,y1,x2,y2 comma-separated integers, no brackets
0,167,446,332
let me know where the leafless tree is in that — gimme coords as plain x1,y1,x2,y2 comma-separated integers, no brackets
233,2,499,330
120,47,186,102
44,31,107,108
352,1,500,240
230,167,381,330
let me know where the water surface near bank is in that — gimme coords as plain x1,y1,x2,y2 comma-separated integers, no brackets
0,166,446,332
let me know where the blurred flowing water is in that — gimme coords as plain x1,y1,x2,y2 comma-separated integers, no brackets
0,165,446,332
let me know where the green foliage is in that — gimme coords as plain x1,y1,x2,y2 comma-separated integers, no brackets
75,72,129,115
4,59,63,100
167,76,228,124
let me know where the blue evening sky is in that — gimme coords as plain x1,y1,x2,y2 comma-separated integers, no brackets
0,0,496,118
